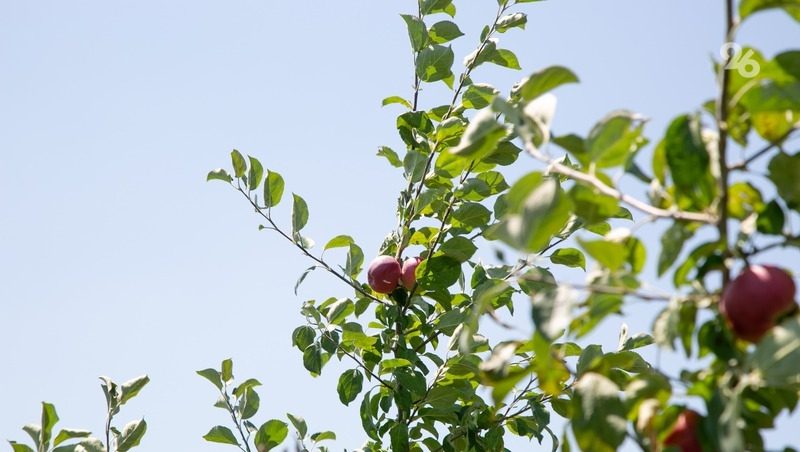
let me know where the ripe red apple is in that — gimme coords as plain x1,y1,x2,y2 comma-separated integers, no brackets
401,257,423,289
664,410,702,452
367,255,402,294
720,265,796,342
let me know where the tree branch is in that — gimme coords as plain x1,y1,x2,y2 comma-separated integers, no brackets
524,144,717,223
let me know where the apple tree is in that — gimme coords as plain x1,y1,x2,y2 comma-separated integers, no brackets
206,0,800,450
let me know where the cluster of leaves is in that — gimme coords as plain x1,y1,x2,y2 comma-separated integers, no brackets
198,359,335,452
7,1,800,451
10,376,149,452
207,0,800,450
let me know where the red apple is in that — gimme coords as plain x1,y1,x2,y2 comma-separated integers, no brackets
720,265,796,342
664,410,702,452
367,255,402,294
401,257,423,289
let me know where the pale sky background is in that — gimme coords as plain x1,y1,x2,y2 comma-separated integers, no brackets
1,1,799,451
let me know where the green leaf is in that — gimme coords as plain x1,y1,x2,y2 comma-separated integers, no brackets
490,178,573,253
291,194,309,236
532,286,574,340
416,255,461,290
310,431,336,442
416,45,454,83
496,12,527,32
196,368,223,390
586,110,644,168
728,181,764,219
421,0,456,16
247,156,264,191
8,443,34,452
401,14,427,51
119,375,149,406
286,413,307,439
207,168,233,183
513,66,579,101
664,114,715,209
116,419,147,452
41,402,59,450
263,170,285,208
239,387,260,420
324,235,354,250
450,107,507,160
488,48,521,69
428,20,463,44
751,316,800,387
203,426,239,445
54,429,91,447
390,423,410,452
569,184,620,224
550,248,586,270
571,373,627,452
254,420,288,452
658,222,693,276
741,80,800,141
342,323,378,350
303,343,323,376
381,96,412,109
740,0,800,22
337,369,364,406
768,151,800,210
440,236,478,262
221,358,234,383
379,358,413,374
294,265,317,295
462,83,499,110
230,149,247,178
450,202,491,230
376,147,403,167
232,378,262,397
570,294,624,338
578,238,627,272
757,200,786,234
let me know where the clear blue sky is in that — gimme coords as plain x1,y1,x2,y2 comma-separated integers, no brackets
1,1,798,450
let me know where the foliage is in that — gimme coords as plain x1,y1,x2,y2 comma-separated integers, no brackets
9,0,800,451
206,0,800,450
10,376,149,452
197,359,335,452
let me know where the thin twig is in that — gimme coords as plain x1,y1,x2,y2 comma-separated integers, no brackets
728,127,797,171
237,188,390,307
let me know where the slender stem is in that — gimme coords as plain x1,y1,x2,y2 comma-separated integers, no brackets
501,375,537,419
221,387,251,452
728,127,796,171
105,410,112,452
716,0,736,287
524,143,717,223
317,328,394,389
237,188,390,307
